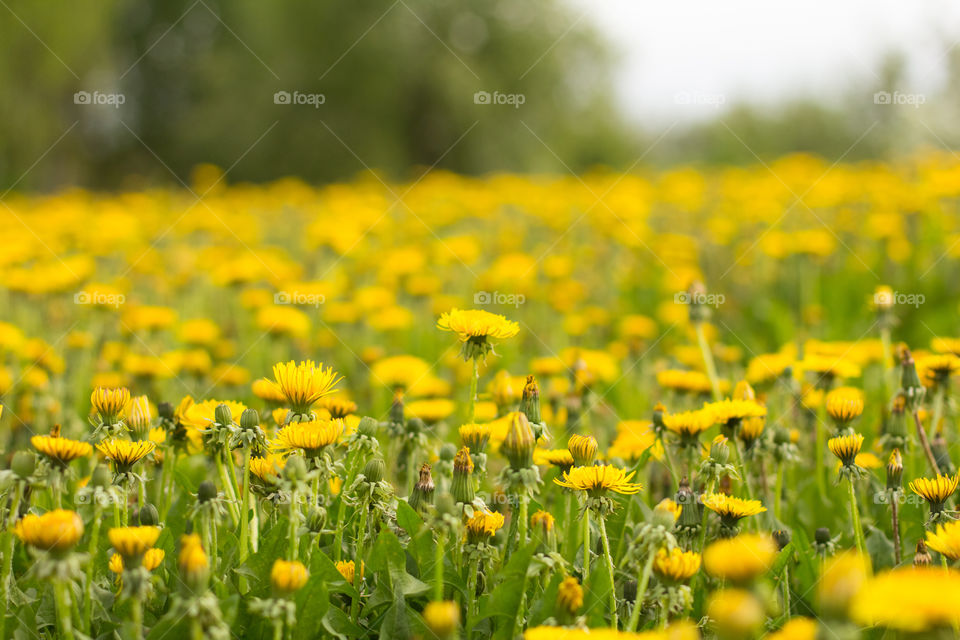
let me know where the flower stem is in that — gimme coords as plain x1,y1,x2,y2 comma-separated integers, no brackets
912,410,942,476
82,501,103,634
0,485,22,640
517,493,529,548
272,618,284,640
891,495,901,565
53,579,75,640
351,504,369,623
847,478,866,557
467,357,479,424
697,480,716,551
815,406,828,503
288,487,300,561
131,593,144,640
626,551,656,632
598,515,618,628
465,554,480,635
582,509,591,583
214,454,241,525
774,461,784,522
238,445,252,592
695,322,721,402
434,531,446,601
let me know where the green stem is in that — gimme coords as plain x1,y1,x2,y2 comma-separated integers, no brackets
351,503,369,623
891,496,901,565
695,322,721,401
52,472,63,509
465,554,480,636
332,455,363,562
83,502,104,634
272,618,283,640
434,531,446,601
848,478,866,557
932,385,946,440
697,480,716,551
781,564,791,620
288,487,300,561
582,510,591,583
774,461,784,523
912,410,942,476
467,357,479,424
598,515,618,628
1,486,22,640
190,617,204,640
131,594,143,640
238,446,252,591
215,452,241,526
815,406,828,503
517,493,529,549
626,551,656,632
53,579,75,640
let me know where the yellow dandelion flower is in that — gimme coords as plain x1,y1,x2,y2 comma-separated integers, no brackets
850,567,960,632
437,308,519,343
662,408,715,439
249,454,286,482
707,588,765,638
273,418,343,456
825,386,864,424
556,576,583,616
251,378,286,403
553,464,643,496
459,423,491,453
653,547,701,582
91,386,131,423
818,551,869,616
705,399,766,425
465,509,505,543
110,548,165,573
910,472,960,510
654,498,682,522
827,433,864,467
336,560,363,585
97,438,155,470
530,510,555,534
270,559,308,594
31,426,92,466
767,617,819,640
567,434,598,466
271,360,342,415
703,533,777,581
422,601,460,637
925,520,960,560
15,510,84,552
108,526,161,560
702,493,766,526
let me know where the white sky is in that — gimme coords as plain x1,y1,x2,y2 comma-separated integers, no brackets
570,0,960,124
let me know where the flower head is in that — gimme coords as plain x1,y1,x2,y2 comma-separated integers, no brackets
422,601,460,638
567,434,598,466
31,425,92,466
553,464,643,497
707,588,765,639
437,308,519,360
459,423,491,453
336,560,363,585
109,526,161,560
530,510,555,536
851,567,960,632
702,493,766,529
97,438,155,471
270,559,309,595
533,448,575,472
15,510,84,552
271,360,342,415
273,418,343,456
925,520,960,560
110,548,165,573
465,509,505,544
827,433,864,467
653,547,701,582
91,386,131,424
178,533,209,588
703,533,777,582
556,577,583,616
910,472,960,514
662,408,715,441
705,398,766,426
825,386,864,424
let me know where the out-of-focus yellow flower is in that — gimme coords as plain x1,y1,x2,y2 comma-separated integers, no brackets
108,526,161,560
270,559,308,594
110,548,165,573
707,588,765,639
825,386,864,424
818,551,869,616
15,510,84,552
556,576,583,616
422,600,460,638
703,533,777,582
653,548,701,582
850,567,960,632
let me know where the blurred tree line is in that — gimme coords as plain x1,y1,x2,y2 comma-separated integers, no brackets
0,0,635,189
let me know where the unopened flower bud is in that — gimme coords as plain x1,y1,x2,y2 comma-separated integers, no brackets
452,447,475,504
409,464,435,513
307,506,326,532
214,403,233,427
914,539,932,566
567,434,598,467
709,435,730,464
530,509,555,536
358,416,378,437
283,455,308,483
198,481,218,503
157,401,174,421
240,408,259,430
390,390,404,424
886,449,903,490
439,443,457,462
899,348,925,410
773,529,791,550
11,451,35,479
520,375,541,424
139,503,159,526
815,527,831,545
363,458,385,484
502,412,536,470
675,479,700,529
91,464,111,488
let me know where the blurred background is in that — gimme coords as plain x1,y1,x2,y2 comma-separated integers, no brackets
3,0,960,189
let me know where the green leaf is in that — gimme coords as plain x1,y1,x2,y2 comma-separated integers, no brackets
584,554,613,628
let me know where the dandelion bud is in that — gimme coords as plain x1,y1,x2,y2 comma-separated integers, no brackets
709,435,730,465
157,401,174,421
675,479,701,530
567,434,598,467
520,375,541,424
127,395,152,440
91,464,111,488
11,451,35,479
306,506,326,532
214,403,233,427
271,559,308,596
390,390,405,424
452,446,475,504
439,442,457,462
422,601,460,639
815,527,831,546
363,458,385,483
409,464,435,513
899,348,925,410
556,576,583,617
459,424,490,454
283,455,308,484
502,412,536,470
773,529,791,550
886,449,903,490
914,539,932,566
91,386,131,425
240,408,259,430
357,416,378,437
138,503,159,526
198,481,218,503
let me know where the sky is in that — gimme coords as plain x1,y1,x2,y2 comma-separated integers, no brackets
571,0,960,124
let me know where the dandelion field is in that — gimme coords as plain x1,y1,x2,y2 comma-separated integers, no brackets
6,153,960,639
